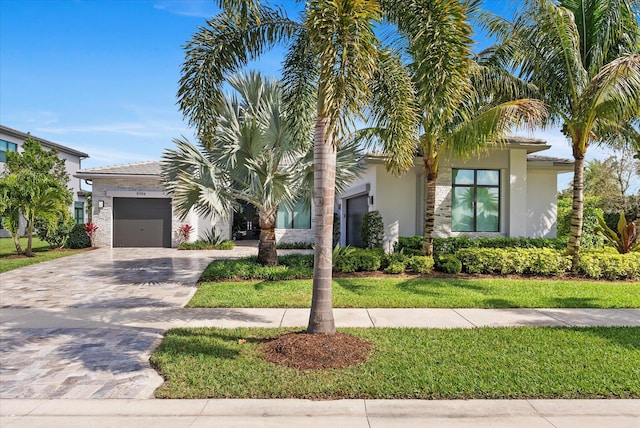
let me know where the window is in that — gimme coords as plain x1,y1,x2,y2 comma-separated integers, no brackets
452,169,500,232
74,202,84,224
0,139,18,163
276,200,311,229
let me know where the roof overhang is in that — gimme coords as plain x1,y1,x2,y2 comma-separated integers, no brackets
0,124,90,158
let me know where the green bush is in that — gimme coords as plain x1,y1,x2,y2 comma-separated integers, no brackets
35,216,74,249
434,255,462,274
279,254,314,268
361,210,384,249
396,235,567,256
406,256,434,274
200,257,313,281
455,248,571,276
384,262,405,274
65,223,91,249
557,196,604,248
333,248,382,273
578,250,640,280
276,241,314,249
179,240,235,250
394,236,423,256
382,253,409,269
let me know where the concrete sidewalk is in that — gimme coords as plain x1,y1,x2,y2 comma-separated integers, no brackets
2,307,640,329
1,398,639,427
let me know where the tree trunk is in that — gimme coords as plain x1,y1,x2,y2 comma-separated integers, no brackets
307,113,336,335
422,156,438,257
25,212,34,257
257,208,278,266
567,149,586,271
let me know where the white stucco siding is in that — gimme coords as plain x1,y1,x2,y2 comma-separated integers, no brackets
337,165,378,246
375,163,420,252
526,169,558,238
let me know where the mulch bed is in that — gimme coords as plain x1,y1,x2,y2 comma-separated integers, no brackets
262,331,372,370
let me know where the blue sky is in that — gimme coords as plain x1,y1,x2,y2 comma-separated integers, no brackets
0,0,627,191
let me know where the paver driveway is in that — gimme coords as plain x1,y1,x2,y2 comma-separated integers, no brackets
0,246,257,399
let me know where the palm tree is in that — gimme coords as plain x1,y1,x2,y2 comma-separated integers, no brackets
163,72,364,266
484,0,640,269
379,0,547,256
177,1,417,333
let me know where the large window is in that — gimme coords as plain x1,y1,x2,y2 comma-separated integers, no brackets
0,139,18,163
74,202,85,224
276,200,311,229
452,169,500,232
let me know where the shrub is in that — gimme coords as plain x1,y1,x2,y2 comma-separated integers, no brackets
85,222,98,247
279,254,314,268
200,257,313,281
455,248,571,275
180,239,234,250
578,250,640,280
65,223,91,249
35,216,74,248
397,235,566,256
384,262,405,274
200,227,223,245
333,248,381,273
176,224,194,244
382,253,409,269
557,196,604,248
434,255,462,274
406,256,434,274
394,236,423,256
361,210,384,249
595,212,639,254
276,241,314,249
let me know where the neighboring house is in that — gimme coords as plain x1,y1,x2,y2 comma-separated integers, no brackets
75,136,571,250
0,124,89,237
338,137,573,251
75,161,315,248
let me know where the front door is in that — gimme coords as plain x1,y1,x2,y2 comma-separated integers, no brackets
346,194,369,247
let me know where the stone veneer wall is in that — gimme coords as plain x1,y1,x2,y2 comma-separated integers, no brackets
91,177,181,248
275,228,315,244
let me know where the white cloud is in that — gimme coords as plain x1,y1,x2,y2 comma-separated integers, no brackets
153,0,217,18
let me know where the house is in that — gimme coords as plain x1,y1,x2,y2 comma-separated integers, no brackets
0,124,90,237
338,136,573,251
75,136,571,249
75,161,315,248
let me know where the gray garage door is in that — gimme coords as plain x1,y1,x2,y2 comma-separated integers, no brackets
113,198,172,247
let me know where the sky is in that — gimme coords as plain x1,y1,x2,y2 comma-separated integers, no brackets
0,0,632,192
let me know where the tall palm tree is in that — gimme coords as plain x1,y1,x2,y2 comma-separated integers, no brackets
177,1,417,333
484,0,640,269
378,0,547,256
163,73,365,266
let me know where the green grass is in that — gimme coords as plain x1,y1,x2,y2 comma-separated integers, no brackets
151,326,640,399
0,237,87,273
187,277,640,308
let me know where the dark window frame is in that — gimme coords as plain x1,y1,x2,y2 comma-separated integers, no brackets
452,169,501,232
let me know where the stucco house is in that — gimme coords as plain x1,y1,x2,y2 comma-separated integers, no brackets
0,124,90,237
75,136,571,249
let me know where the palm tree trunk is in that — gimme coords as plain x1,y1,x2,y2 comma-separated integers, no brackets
257,208,278,266
307,113,336,335
567,149,586,271
422,156,438,256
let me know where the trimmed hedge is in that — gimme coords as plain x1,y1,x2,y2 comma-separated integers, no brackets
435,255,462,274
334,248,382,273
395,235,567,256
179,240,235,250
200,256,313,281
456,248,571,276
65,223,91,249
578,250,640,280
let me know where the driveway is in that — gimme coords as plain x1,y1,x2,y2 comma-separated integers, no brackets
0,246,256,399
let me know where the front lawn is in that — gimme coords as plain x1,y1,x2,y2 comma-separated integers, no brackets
187,277,640,308
0,237,87,273
151,326,640,399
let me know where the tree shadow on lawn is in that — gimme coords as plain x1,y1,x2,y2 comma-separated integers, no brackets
547,297,602,308
574,326,640,350
393,277,487,296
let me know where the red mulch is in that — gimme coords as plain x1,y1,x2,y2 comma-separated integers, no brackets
262,331,372,370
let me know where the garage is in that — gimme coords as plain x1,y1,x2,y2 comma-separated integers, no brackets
113,197,172,247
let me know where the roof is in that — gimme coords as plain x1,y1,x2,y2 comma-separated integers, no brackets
527,154,573,163
0,124,89,158
75,161,161,178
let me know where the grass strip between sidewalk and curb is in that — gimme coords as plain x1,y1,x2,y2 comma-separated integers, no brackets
151,326,640,399
187,277,640,308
